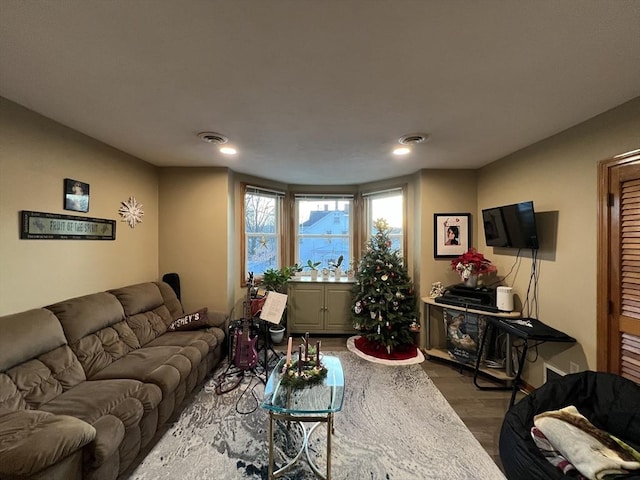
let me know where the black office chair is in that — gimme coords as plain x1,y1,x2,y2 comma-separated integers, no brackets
499,371,640,479
162,272,181,302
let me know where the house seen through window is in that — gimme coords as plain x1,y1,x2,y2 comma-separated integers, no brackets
295,195,353,271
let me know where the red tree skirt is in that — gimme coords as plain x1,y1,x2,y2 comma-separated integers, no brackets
354,336,419,361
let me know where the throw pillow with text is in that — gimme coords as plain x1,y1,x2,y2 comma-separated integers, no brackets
168,308,209,331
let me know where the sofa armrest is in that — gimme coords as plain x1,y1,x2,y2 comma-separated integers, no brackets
206,310,229,330
87,414,125,467
0,409,95,477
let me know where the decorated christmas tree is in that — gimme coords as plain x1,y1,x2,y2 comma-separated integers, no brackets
352,218,418,355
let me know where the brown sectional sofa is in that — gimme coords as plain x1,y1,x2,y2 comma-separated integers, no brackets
0,281,227,480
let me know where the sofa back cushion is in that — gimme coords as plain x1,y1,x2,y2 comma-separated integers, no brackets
109,282,176,346
0,309,86,410
0,309,66,372
47,292,141,378
155,281,184,319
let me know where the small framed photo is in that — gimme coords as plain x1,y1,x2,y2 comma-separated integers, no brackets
434,213,470,258
64,178,90,212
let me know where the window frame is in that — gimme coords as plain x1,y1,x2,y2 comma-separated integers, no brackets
362,185,407,259
240,183,408,285
241,183,285,282
293,193,355,271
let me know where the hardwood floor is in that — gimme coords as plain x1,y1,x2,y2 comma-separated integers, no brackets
422,356,524,473
283,334,523,474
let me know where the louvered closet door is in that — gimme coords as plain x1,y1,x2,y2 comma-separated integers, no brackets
610,160,640,382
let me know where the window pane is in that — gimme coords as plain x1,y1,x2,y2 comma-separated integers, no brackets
368,190,404,255
296,198,352,270
245,188,280,276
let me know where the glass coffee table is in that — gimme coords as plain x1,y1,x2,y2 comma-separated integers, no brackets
261,355,345,480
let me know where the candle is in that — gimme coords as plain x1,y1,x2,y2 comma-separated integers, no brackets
316,340,321,366
286,336,292,366
304,332,309,361
297,345,302,374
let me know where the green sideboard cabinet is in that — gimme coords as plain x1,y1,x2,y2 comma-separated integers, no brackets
287,277,356,334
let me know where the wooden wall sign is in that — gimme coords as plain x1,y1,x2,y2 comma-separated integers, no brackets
20,210,116,240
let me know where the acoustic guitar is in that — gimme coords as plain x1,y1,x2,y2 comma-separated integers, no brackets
233,273,258,370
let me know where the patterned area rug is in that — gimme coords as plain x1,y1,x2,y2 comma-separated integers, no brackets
127,352,505,479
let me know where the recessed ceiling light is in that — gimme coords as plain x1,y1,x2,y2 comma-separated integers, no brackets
220,146,237,155
393,147,411,156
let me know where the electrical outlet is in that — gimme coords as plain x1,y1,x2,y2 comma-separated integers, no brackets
569,362,580,373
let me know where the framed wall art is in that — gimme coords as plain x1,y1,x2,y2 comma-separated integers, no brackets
20,210,115,240
434,213,470,258
64,178,90,213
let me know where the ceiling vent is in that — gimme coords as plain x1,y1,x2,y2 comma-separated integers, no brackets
398,133,430,145
198,132,228,145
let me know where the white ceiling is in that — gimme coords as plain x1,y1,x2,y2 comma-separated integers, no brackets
1,1,639,185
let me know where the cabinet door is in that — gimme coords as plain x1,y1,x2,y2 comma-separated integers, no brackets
324,284,355,333
288,284,324,333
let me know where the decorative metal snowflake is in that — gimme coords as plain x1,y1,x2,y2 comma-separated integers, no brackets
119,196,144,228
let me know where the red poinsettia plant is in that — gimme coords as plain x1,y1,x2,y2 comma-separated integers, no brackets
450,248,497,280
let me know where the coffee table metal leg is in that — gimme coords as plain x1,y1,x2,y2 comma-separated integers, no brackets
268,411,274,479
271,415,333,480
327,413,333,480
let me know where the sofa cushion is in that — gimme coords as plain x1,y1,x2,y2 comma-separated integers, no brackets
88,346,195,396
7,358,62,408
4,344,87,410
0,374,27,411
46,292,147,380
47,292,125,344
109,282,166,316
40,378,148,427
0,309,67,372
0,409,95,477
127,310,169,346
70,324,139,378
146,330,218,359
155,281,184,319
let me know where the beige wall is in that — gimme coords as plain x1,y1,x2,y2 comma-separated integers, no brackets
0,98,159,315
4,93,639,389
417,169,479,347
158,167,232,315
477,96,640,386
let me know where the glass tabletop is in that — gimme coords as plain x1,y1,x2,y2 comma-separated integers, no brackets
261,355,345,415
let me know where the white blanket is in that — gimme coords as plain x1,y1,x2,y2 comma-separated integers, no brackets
534,406,640,480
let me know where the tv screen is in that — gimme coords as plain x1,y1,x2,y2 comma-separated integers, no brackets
482,201,539,249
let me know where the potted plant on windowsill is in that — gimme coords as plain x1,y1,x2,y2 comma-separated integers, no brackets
330,255,344,278
304,260,321,280
261,264,300,293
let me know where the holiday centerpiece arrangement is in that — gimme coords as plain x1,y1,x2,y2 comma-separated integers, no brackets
450,248,497,287
281,332,327,389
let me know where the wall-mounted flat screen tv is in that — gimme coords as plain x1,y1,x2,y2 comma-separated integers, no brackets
482,201,539,249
